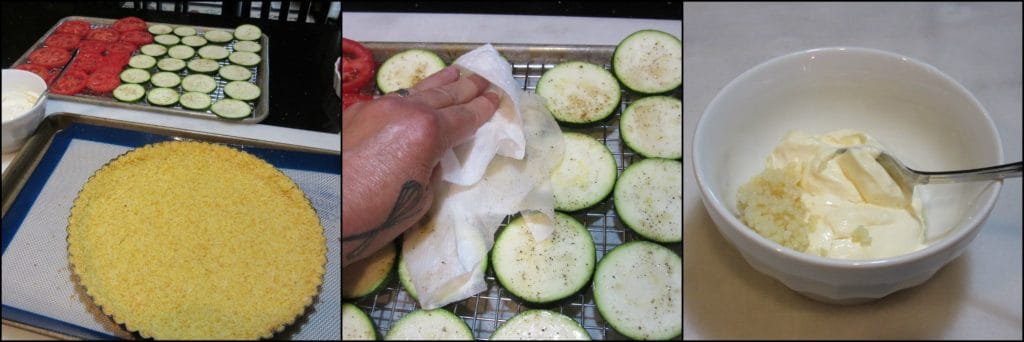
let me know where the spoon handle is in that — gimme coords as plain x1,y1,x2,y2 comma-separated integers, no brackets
919,162,1023,184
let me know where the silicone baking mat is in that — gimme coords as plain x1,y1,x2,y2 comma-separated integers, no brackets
349,42,682,340
1,116,339,339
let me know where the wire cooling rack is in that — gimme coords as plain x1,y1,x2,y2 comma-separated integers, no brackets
351,42,682,340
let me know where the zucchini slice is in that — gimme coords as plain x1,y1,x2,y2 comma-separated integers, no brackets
187,58,221,74
232,40,262,53
234,24,262,41
397,237,488,302
182,74,217,94
154,34,180,46
218,64,252,81
342,241,397,299
376,49,445,94
179,92,212,111
614,158,682,243
551,132,617,212
128,55,156,69
342,303,377,340
119,68,150,84
150,72,181,88
491,310,590,340
492,212,595,304
620,96,682,159
224,81,261,101
181,35,207,47
593,241,681,340
139,43,167,57
198,45,229,60
156,57,186,72
173,26,196,37
536,61,621,124
112,83,145,102
384,309,473,340
211,99,252,119
228,51,261,67
145,88,179,107
148,24,172,35
612,29,682,94
204,30,233,44
167,45,195,60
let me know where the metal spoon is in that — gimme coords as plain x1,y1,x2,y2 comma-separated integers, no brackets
838,147,1022,196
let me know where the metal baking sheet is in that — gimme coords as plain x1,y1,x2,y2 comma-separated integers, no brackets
350,42,682,340
10,16,270,124
1,113,339,340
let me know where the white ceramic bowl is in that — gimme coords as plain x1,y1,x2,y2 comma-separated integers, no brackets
2,69,48,154
692,47,1004,304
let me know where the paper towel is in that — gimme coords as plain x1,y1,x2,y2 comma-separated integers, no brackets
402,44,565,310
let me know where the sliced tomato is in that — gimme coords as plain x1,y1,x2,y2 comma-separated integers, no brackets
106,42,137,56
120,30,153,45
94,65,124,75
45,33,81,50
86,71,121,93
51,70,89,95
55,20,92,36
28,47,72,68
86,28,120,43
342,93,373,111
67,52,104,74
14,64,56,84
341,37,375,94
103,52,132,68
113,16,147,32
78,40,109,55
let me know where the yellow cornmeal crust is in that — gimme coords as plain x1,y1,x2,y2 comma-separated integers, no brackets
67,141,326,340
736,164,816,253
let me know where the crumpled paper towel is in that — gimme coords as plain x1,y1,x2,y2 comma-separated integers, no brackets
402,44,565,310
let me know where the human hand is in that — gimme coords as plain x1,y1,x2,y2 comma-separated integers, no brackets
342,66,500,266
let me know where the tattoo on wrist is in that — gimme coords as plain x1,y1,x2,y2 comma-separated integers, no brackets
343,180,424,259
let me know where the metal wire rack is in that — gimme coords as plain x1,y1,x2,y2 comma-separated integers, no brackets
352,42,682,340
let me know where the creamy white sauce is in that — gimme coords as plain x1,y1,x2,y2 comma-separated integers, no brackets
1,90,40,122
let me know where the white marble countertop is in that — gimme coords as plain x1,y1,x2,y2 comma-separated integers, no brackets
683,2,1022,339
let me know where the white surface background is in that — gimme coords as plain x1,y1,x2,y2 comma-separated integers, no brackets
1,100,340,175
683,2,1022,339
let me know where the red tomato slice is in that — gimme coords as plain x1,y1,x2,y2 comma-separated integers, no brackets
68,53,104,74
45,33,81,50
51,70,89,95
341,38,375,94
86,28,120,43
94,65,124,75
112,16,147,32
120,30,153,45
86,71,121,93
106,42,137,56
342,93,373,111
103,52,132,68
78,40,109,55
28,47,71,68
14,64,56,84
55,20,92,36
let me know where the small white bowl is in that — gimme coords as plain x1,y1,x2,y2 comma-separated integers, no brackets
692,47,1004,304
335,57,342,98
2,69,48,154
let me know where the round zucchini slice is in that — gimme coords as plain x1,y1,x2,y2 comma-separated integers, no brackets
550,132,617,212
613,158,682,243
492,212,595,304
612,29,682,94
536,61,621,125
593,241,681,340
620,96,682,159
376,49,445,94
179,92,212,111
342,303,377,340
384,309,473,340
491,310,590,340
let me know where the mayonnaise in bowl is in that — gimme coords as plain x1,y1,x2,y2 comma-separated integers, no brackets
2,90,41,122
